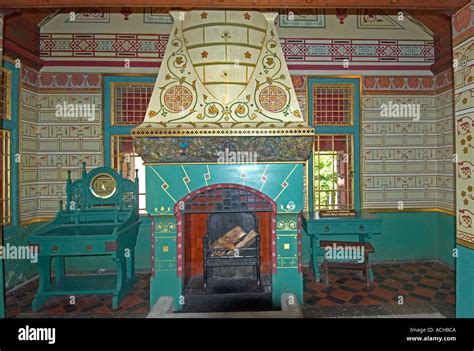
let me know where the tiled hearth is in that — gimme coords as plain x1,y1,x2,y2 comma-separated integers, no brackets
6,262,455,318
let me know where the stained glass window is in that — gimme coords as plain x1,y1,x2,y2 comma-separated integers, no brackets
313,84,352,125
112,83,153,125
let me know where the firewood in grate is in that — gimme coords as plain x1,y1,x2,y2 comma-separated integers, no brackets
209,226,259,256
235,229,258,249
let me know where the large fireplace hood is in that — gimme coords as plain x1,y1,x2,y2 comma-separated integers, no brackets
133,10,314,163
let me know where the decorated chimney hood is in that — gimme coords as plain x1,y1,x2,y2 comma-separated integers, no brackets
133,10,314,163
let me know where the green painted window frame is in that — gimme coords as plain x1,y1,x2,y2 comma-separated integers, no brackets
103,75,155,214
307,77,361,212
1,61,20,233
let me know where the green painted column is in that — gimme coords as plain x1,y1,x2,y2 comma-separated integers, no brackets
452,1,474,318
272,213,303,306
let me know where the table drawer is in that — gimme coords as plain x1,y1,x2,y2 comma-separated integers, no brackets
345,222,380,234
41,241,106,255
314,222,346,234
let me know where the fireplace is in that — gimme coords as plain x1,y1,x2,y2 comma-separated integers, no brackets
132,10,314,310
176,185,275,292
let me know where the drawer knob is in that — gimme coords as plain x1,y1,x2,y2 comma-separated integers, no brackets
86,244,93,252
359,225,365,231
51,245,58,253
324,225,330,233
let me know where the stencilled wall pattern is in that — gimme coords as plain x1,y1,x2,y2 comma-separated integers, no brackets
20,67,103,221
362,70,455,211
453,2,474,247
21,68,41,222
291,72,455,212
10,7,456,218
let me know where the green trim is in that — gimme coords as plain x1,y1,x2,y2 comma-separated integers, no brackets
103,75,155,167
2,61,20,233
457,245,474,317
307,77,361,212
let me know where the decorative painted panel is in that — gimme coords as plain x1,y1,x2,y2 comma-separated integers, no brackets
362,90,454,211
453,2,474,248
146,164,304,215
39,9,434,73
133,10,309,134
19,67,103,220
279,9,325,28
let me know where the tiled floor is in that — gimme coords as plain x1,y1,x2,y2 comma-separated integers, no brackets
303,261,455,318
5,261,455,318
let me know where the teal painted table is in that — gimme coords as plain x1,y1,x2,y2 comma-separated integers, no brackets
29,164,141,311
301,211,382,282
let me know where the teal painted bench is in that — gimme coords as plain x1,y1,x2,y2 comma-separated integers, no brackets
29,163,141,311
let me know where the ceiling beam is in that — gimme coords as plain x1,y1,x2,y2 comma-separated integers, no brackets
0,0,469,11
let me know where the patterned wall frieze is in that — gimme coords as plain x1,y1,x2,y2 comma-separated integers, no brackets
21,66,101,90
39,33,434,71
40,33,169,59
363,71,453,94
281,38,433,64
452,2,474,47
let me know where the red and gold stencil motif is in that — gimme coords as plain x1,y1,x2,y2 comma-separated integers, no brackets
163,85,193,112
258,85,288,112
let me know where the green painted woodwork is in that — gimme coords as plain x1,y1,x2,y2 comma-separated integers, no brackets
146,163,304,214
103,75,155,167
436,213,455,267
2,61,20,231
147,163,305,309
0,60,20,318
28,165,141,310
300,212,455,267
272,270,303,307
307,77,361,212
303,211,382,281
456,245,474,318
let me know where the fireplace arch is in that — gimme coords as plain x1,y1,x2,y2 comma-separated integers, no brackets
173,183,277,288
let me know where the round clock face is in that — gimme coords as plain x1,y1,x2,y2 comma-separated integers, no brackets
90,173,117,199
